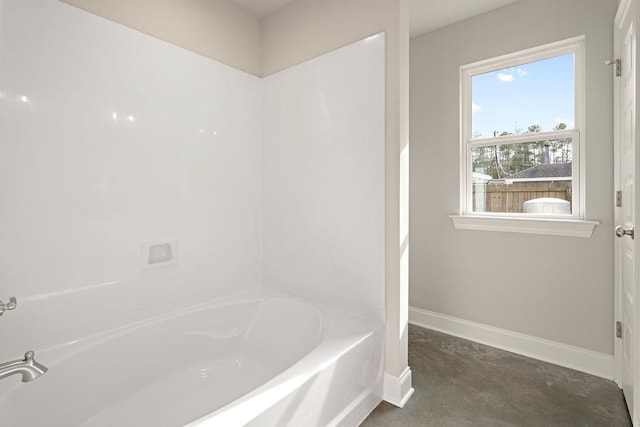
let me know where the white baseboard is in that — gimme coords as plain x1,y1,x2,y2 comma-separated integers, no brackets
409,306,614,380
383,366,415,407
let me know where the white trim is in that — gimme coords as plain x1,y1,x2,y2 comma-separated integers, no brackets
613,0,625,390
450,215,598,237
470,130,577,146
505,177,572,183
613,1,639,424
575,36,586,219
383,367,415,408
409,306,614,380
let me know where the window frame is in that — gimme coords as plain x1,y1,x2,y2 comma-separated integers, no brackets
454,36,598,237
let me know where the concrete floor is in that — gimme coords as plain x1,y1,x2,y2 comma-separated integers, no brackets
362,325,631,426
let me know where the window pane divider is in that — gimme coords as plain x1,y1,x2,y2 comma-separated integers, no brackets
467,130,579,148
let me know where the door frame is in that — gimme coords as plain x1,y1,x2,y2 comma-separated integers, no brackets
614,0,640,424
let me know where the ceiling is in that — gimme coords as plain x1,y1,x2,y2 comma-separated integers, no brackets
229,0,521,38
410,0,521,38
228,0,296,18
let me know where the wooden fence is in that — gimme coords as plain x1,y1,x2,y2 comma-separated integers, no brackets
473,181,572,213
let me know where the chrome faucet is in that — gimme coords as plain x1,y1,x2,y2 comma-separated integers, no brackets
0,351,47,382
0,297,17,316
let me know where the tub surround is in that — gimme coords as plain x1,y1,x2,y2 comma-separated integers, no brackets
262,33,386,322
0,0,262,361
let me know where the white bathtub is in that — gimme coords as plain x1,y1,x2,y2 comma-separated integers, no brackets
0,289,384,426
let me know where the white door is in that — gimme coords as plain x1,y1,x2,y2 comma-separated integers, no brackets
614,0,638,423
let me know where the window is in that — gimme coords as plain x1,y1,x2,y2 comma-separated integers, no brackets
453,37,597,237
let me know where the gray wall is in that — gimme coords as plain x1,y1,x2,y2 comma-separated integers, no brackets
60,0,262,76
410,0,617,354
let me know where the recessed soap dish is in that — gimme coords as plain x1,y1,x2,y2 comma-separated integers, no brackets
142,238,177,270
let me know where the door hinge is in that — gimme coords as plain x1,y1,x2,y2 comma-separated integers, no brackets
616,321,623,339
606,59,622,77
616,190,622,207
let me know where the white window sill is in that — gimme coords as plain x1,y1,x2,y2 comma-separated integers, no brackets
450,215,599,238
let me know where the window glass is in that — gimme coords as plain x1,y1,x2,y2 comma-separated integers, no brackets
471,54,575,140
471,138,573,214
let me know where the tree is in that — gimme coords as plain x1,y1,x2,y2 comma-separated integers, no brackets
472,123,573,179
527,124,542,133
550,122,570,163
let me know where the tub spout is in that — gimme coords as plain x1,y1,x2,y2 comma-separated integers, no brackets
0,351,47,383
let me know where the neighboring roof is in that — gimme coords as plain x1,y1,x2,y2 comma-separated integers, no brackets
506,163,572,180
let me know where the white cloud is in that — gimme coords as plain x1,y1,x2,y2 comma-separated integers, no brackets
472,102,481,114
516,68,528,77
496,73,514,82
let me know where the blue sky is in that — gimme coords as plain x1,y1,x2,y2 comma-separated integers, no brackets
471,53,574,139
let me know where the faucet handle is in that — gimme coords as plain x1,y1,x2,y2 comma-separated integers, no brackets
0,297,17,316
24,351,34,362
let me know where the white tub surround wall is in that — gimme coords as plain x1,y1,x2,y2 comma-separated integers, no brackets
0,0,262,360
410,0,617,364
59,0,262,76
261,34,386,322
262,0,413,407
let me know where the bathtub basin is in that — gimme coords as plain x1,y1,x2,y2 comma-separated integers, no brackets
0,289,383,426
